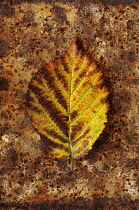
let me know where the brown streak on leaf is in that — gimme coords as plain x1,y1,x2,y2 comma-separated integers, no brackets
45,129,68,144
38,98,68,136
70,110,78,121
43,67,68,111
75,148,91,159
55,68,68,90
60,58,70,73
71,122,84,141
74,140,89,156
72,128,90,147
40,133,68,152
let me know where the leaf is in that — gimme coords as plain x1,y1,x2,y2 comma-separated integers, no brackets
25,37,109,162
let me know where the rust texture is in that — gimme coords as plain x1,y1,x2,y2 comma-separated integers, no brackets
0,0,139,209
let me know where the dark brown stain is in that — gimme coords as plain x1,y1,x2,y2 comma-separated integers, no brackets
120,50,136,63
16,89,26,100
22,10,34,23
4,146,18,166
100,0,138,6
1,111,9,119
57,175,76,185
17,114,31,129
133,79,139,85
0,64,4,70
1,196,139,209
0,3,15,17
0,39,8,57
43,171,55,179
51,5,68,23
0,123,11,136
57,159,68,170
0,78,9,91
7,0,139,7
127,19,135,30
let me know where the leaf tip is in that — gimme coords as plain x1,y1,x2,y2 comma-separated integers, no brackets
68,36,78,53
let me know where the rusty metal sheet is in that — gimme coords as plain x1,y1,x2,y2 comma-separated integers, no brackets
0,0,139,209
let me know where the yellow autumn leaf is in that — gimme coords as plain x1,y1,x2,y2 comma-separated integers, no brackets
25,37,109,163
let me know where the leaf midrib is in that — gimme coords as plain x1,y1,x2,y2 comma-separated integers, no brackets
68,54,74,159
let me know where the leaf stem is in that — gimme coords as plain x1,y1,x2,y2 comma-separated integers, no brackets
70,156,74,171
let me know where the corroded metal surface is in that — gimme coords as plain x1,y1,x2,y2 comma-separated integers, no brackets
0,0,139,209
